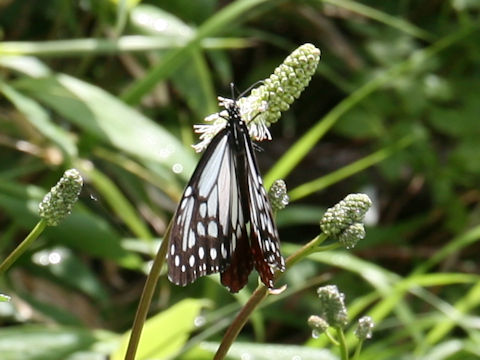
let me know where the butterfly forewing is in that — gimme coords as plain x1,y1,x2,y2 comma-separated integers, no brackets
168,128,234,286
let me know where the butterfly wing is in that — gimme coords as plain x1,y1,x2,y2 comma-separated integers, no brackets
168,99,284,292
168,128,236,286
242,122,285,288
219,125,254,292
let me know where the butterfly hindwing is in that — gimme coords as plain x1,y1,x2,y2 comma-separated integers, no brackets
242,121,285,288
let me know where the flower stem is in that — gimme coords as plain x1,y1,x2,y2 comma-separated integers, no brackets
213,284,269,360
325,329,340,346
286,233,327,267
336,327,349,360
0,219,48,274
124,221,172,360
353,340,364,360
214,232,329,359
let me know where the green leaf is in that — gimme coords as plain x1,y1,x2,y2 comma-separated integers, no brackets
0,55,51,77
29,246,109,304
0,181,142,269
130,4,195,39
184,342,339,360
111,298,206,360
130,4,217,118
0,325,99,360
0,81,77,157
15,74,196,180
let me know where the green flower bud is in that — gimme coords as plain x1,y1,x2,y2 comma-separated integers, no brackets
238,43,321,134
320,193,371,249
268,179,289,211
317,285,348,329
338,223,366,249
308,315,330,337
0,293,11,302
355,316,375,340
38,169,83,226
193,43,320,152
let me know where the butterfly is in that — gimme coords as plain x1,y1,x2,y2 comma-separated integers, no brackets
167,86,285,293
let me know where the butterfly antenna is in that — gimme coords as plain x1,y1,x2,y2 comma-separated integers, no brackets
238,80,265,99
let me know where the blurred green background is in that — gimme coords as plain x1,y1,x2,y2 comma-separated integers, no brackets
1,1,480,359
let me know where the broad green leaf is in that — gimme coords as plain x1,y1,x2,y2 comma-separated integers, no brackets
130,4,217,120
111,298,206,360
0,81,77,157
29,246,109,303
130,4,195,39
0,181,142,269
0,325,98,360
0,56,51,77
184,342,339,360
15,74,196,180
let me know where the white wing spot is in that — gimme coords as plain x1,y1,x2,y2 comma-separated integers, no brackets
231,233,236,252
189,255,195,267
199,203,207,218
198,136,228,197
221,243,227,259
198,246,205,259
208,221,218,237
210,248,217,260
197,222,205,236
170,244,175,256
180,198,188,210
188,230,196,248
181,265,186,272
184,186,192,197
267,219,273,234
174,255,180,266
207,186,218,218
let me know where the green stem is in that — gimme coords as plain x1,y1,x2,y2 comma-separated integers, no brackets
123,221,171,360
325,329,340,346
214,232,329,359
264,25,478,188
288,135,415,201
214,284,269,360
0,219,48,274
336,327,349,360
286,234,328,267
121,0,276,105
353,340,364,360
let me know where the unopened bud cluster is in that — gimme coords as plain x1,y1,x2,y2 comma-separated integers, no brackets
38,169,83,226
355,316,375,340
310,286,375,342
193,43,320,152
238,43,320,139
268,179,289,211
320,194,371,249
308,315,329,334
316,285,348,329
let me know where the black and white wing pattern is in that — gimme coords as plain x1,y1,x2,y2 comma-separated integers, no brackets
167,97,285,293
